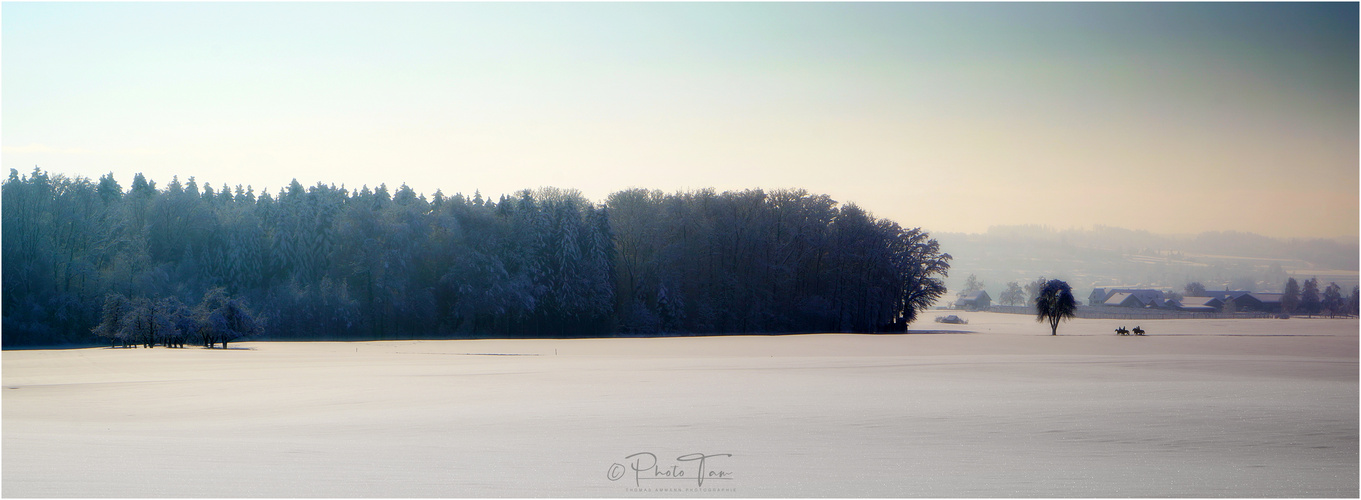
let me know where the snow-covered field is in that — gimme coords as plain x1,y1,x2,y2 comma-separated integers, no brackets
4,313,1357,497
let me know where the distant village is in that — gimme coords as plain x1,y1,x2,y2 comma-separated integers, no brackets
950,277,1359,317
1083,288,1274,313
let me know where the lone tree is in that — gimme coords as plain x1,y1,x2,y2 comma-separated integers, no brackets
1035,279,1077,335
1184,282,1207,297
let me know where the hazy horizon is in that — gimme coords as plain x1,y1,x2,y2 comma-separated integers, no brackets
4,2,1357,239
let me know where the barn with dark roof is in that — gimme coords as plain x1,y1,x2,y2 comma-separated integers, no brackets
955,290,992,311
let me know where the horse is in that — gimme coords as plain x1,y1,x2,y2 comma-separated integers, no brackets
1132,326,1145,336
1115,326,1129,336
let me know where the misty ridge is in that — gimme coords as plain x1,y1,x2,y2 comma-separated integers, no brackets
2,168,952,347
937,224,1359,300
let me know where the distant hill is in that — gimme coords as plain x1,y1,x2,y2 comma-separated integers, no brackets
935,225,1358,303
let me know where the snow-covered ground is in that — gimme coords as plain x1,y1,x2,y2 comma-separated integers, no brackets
4,313,1356,497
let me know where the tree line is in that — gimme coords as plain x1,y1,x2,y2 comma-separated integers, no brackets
1175,279,1357,316
1276,277,1359,317
93,288,260,349
2,168,952,346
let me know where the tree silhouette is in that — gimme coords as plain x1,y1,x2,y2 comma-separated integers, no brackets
92,294,132,347
1322,282,1343,317
1035,279,1076,335
1281,277,1300,315
1348,286,1360,317
1300,277,1321,316
8,169,954,343
206,299,260,349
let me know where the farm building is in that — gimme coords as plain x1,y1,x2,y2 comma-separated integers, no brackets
1095,288,1168,308
1104,293,1144,308
1201,290,1254,302
1195,291,1254,312
1179,296,1224,312
955,290,992,311
1238,293,1283,313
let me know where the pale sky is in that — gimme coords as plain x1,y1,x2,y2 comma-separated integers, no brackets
4,2,1357,239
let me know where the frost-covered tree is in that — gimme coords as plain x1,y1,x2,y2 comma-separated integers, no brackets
890,225,951,327
92,293,132,347
1024,276,1048,305
156,297,192,348
119,297,168,348
959,274,985,297
205,299,260,349
1003,282,1026,306
192,288,261,348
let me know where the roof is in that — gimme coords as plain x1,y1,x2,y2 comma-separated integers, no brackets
1096,288,1166,303
1103,292,1130,304
1180,296,1224,308
958,290,990,302
1204,290,1252,301
1248,292,1282,304
1179,305,1218,312
1104,293,1146,307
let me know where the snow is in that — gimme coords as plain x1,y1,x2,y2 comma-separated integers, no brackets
4,313,1356,497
